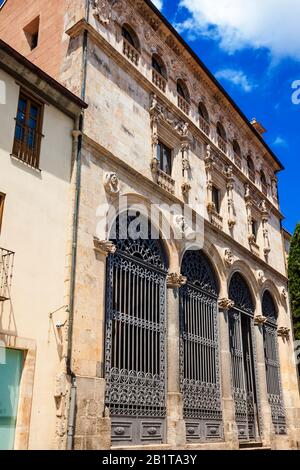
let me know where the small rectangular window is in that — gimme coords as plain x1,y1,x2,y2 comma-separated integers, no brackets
0,193,5,233
252,219,258,242
212,186,221,214
12,91,43,169
157,141,172,176
23,17,40,51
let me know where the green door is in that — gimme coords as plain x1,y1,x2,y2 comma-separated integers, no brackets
0,348,23,450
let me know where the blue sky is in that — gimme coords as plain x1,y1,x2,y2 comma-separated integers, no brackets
153,0,300,234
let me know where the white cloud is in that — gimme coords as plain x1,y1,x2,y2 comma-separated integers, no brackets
273,136,288,147
215,69,254,92
151,0,163,10
177,0,300,61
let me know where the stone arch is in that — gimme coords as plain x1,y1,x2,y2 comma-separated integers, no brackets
105,192,179,272
121,22,141,51
260,279,281,309
227,260,258,311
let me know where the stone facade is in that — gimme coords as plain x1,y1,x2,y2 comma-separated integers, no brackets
1,0,299,450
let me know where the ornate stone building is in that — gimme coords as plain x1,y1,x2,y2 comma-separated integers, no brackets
1,0,300,450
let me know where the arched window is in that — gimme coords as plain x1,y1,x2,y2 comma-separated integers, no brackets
216,122,227,153
152,54,168,92
228,273,260,441
216,122,227,141
198,102,209,123
177,79,190,102
233,140,242,168
180,250,222,441
260,170,268,196
121,24,140,50
262,291,286,434
233,140,241,156
152,54,167,79
198,102,210,136
122,24,140,65
105,212,168,445
247,156,255,183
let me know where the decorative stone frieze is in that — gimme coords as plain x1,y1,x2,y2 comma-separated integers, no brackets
93,237,117,256
218,298,235,310
92,0,119,25
167,273,187,289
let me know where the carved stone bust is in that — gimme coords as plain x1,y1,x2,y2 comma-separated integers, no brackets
104,172,120,196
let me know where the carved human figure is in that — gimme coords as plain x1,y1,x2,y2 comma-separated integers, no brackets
104,172,120,196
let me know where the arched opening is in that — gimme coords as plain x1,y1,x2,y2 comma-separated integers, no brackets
177,79,190,102
247,156,255,183
260,170,268,196
121,24,140,50
198,102,210,135
216,122,227,153
152,54,167,79
228,272,260,442
233,140,242,168
105,211,168,445
180,250,223,442
262,291,286,435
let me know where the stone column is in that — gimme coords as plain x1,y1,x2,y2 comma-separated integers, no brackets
253,311,273,447
166,273,187,447
218,298,239,449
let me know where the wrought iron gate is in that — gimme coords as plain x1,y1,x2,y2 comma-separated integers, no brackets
180,250,223,442
228,273,260,441
262,291,286,435
105,214,168,445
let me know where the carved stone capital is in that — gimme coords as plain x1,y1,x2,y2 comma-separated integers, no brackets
93,237,117,257
277,326,290,340
254,314,267,326
167,273,187,289
218,298,235,310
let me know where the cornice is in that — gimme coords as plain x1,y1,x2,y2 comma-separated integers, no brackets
82,133,288,285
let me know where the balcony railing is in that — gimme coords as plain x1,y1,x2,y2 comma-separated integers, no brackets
152,68,167,93
199,115,210,137
156,168,175,194
12,121,42,169
178,95,190,115
234,152,242,169
123,38,140,66
217,135,227,154
0,248,15,302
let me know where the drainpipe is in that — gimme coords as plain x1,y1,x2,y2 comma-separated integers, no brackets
66,0,90,451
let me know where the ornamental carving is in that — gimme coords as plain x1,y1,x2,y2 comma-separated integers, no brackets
167,273,187,289
92,0,119,25
93,237,117,257
224,249,234,267
104,172,120,196
254,315,267,326
218,298,235,310
281,288,288,301
257,270,266,286
173,215,195,240
277,327,290,340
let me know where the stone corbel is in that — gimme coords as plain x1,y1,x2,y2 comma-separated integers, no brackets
254,314,267,326
224,248,234,268
93,237,117,257
218,298,235,310
277,327,290,340
167,273,187,289
281,288,288,301
257,270,266,286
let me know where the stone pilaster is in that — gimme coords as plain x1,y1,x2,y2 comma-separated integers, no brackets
218,298,239,449
252,309,273,447
166,273,186,447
